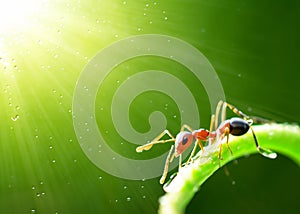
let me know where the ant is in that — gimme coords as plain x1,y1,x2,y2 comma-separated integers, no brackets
136,100,277,184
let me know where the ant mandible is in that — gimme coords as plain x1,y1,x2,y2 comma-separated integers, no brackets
136,100,277,184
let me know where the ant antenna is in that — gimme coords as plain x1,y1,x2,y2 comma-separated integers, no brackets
249,126,277,159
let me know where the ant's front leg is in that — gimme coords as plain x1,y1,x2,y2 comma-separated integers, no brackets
160,145,175,184
136,130,175,152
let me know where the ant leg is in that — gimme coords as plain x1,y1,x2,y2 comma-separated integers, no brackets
178,154,182,171
224,102,250,120
186,140,204,163
218,127,232,167
214,100,224,130
224,127,233,155
136,130,175,152
209,114,216,144
186,141,198,163
180,124,194,132
160,145,175,184
221,101,228,123
249,126,277,159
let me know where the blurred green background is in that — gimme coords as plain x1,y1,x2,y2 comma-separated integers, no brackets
0,0,299,213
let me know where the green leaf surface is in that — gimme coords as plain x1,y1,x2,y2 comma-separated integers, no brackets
158,124,300,214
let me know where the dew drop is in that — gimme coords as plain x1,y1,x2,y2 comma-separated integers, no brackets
126,197,131,202
164,16,168,20
98,176,102,180
31,209,36,213
232,180,236,185
52,159,56,163
11,114,19,121
123,185,127,189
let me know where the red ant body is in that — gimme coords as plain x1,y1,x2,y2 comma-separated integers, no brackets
136,100,276,184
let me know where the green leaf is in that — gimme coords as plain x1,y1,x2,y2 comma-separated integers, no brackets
158,124,300,214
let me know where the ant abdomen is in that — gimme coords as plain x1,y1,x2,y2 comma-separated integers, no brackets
229,117,250,136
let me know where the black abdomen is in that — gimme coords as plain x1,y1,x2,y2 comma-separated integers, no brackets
229,117,250,136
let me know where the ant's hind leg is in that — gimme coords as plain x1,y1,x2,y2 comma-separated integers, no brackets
224,102,250,120
214,100,224,130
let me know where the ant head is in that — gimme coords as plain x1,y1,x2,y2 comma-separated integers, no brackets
174,131,194,157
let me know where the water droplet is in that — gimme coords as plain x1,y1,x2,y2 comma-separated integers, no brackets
40,181,44,185
238,73,242,77
98,176,102,180
52,159,56,163
123,185,127,189
115,199,118,203
52,89,56,93
49,146,53,149
31,209,36,213
137,27,142,31
141,185,144,189
164,16,168,20
32,186,35,190
142,195,146,199
73,159,77,163
126,197,131,202
149,20,153,24
123,1,126,4
15,105,20,110
145,3,149,7
36,193,41,197
35,135,39,139
11,114,19,121
232,181,236,185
